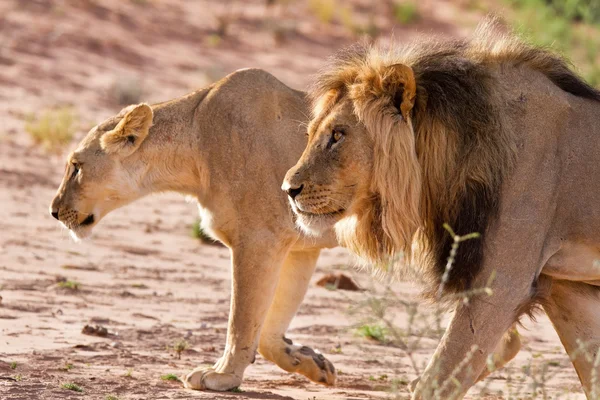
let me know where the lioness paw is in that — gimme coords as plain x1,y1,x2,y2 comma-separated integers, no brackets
182,367,242,391
287,344,336,386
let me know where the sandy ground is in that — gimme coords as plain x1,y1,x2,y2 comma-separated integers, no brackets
0,0,589,399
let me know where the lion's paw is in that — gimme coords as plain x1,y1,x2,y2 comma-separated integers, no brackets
182,367,242,391
287,345,336,386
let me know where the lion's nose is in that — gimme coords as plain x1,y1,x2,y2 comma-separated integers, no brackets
285,184,304,200
51,209,59,220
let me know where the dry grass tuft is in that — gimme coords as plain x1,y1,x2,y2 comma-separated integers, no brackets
25,107,77,152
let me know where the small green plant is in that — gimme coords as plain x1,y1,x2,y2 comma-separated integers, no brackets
229,387,243,393
191,220,218,244
308,0,335,24
57,280,80,290
356,323,387,343
61,382,83,392
205,34,222,47
131,283,148,289
160,373,180,381
172,339,189,360
25,107,77,152
393,1,419,24
124,368,133,377
9,362,16,370
62,363,74,371
14,374,22,382
391,376,409,387
105,396,120,400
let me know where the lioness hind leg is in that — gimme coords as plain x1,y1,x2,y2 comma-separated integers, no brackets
543,280,600,398
258,249,336,386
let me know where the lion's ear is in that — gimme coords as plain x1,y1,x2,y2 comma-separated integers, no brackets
384,63,416,121
101,103,153,157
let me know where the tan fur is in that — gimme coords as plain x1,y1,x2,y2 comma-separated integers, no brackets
50,69,338,391
285,18,600,399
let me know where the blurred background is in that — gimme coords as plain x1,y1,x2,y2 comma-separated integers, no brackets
0,1,598,399
1,0,599,149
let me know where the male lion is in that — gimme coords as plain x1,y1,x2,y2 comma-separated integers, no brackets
283,19,600,399
49,68,338,391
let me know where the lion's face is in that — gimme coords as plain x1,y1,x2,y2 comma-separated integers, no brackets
282,99,374,235
50,104,153,240
284,61,422,261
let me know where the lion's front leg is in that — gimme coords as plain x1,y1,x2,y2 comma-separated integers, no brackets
258,249,336,386
412,246,543,400
412,296,523,399
183,241,289,391
409,322,521,393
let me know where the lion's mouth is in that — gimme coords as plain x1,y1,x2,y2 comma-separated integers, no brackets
65,214,95,229
292,206,346,235
296,208,345,218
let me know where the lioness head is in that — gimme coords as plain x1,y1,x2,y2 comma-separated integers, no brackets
283,58,421,262
49,103,153,240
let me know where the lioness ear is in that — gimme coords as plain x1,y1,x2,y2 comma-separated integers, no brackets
101,103,153,157
384,63,416,121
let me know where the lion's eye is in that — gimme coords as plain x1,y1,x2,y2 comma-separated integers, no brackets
327,128,345,149
331,129,344,143
332,130,343,143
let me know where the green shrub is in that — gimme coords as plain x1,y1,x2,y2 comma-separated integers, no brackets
393,1,419,24
61,383,83,392
308,0,336,24
356,323,387,343
160,373,180,381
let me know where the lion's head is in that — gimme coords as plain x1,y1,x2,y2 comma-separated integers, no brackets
283,50,421,264
49,103,153,240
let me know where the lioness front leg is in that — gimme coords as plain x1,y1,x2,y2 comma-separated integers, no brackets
259,249,336,386
183,241,289,391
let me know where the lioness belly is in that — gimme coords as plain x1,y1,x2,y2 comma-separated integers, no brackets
543,242,600,285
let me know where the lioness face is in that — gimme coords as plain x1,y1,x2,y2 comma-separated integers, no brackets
49,104,153,240
283,99,373,235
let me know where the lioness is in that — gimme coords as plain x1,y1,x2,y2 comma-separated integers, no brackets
284,19,600,399
49,69,338,390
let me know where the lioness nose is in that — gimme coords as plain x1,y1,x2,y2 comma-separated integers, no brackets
286,184,304,200
51,209,59,220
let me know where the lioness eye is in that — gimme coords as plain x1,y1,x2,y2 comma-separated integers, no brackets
71,163,80,179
